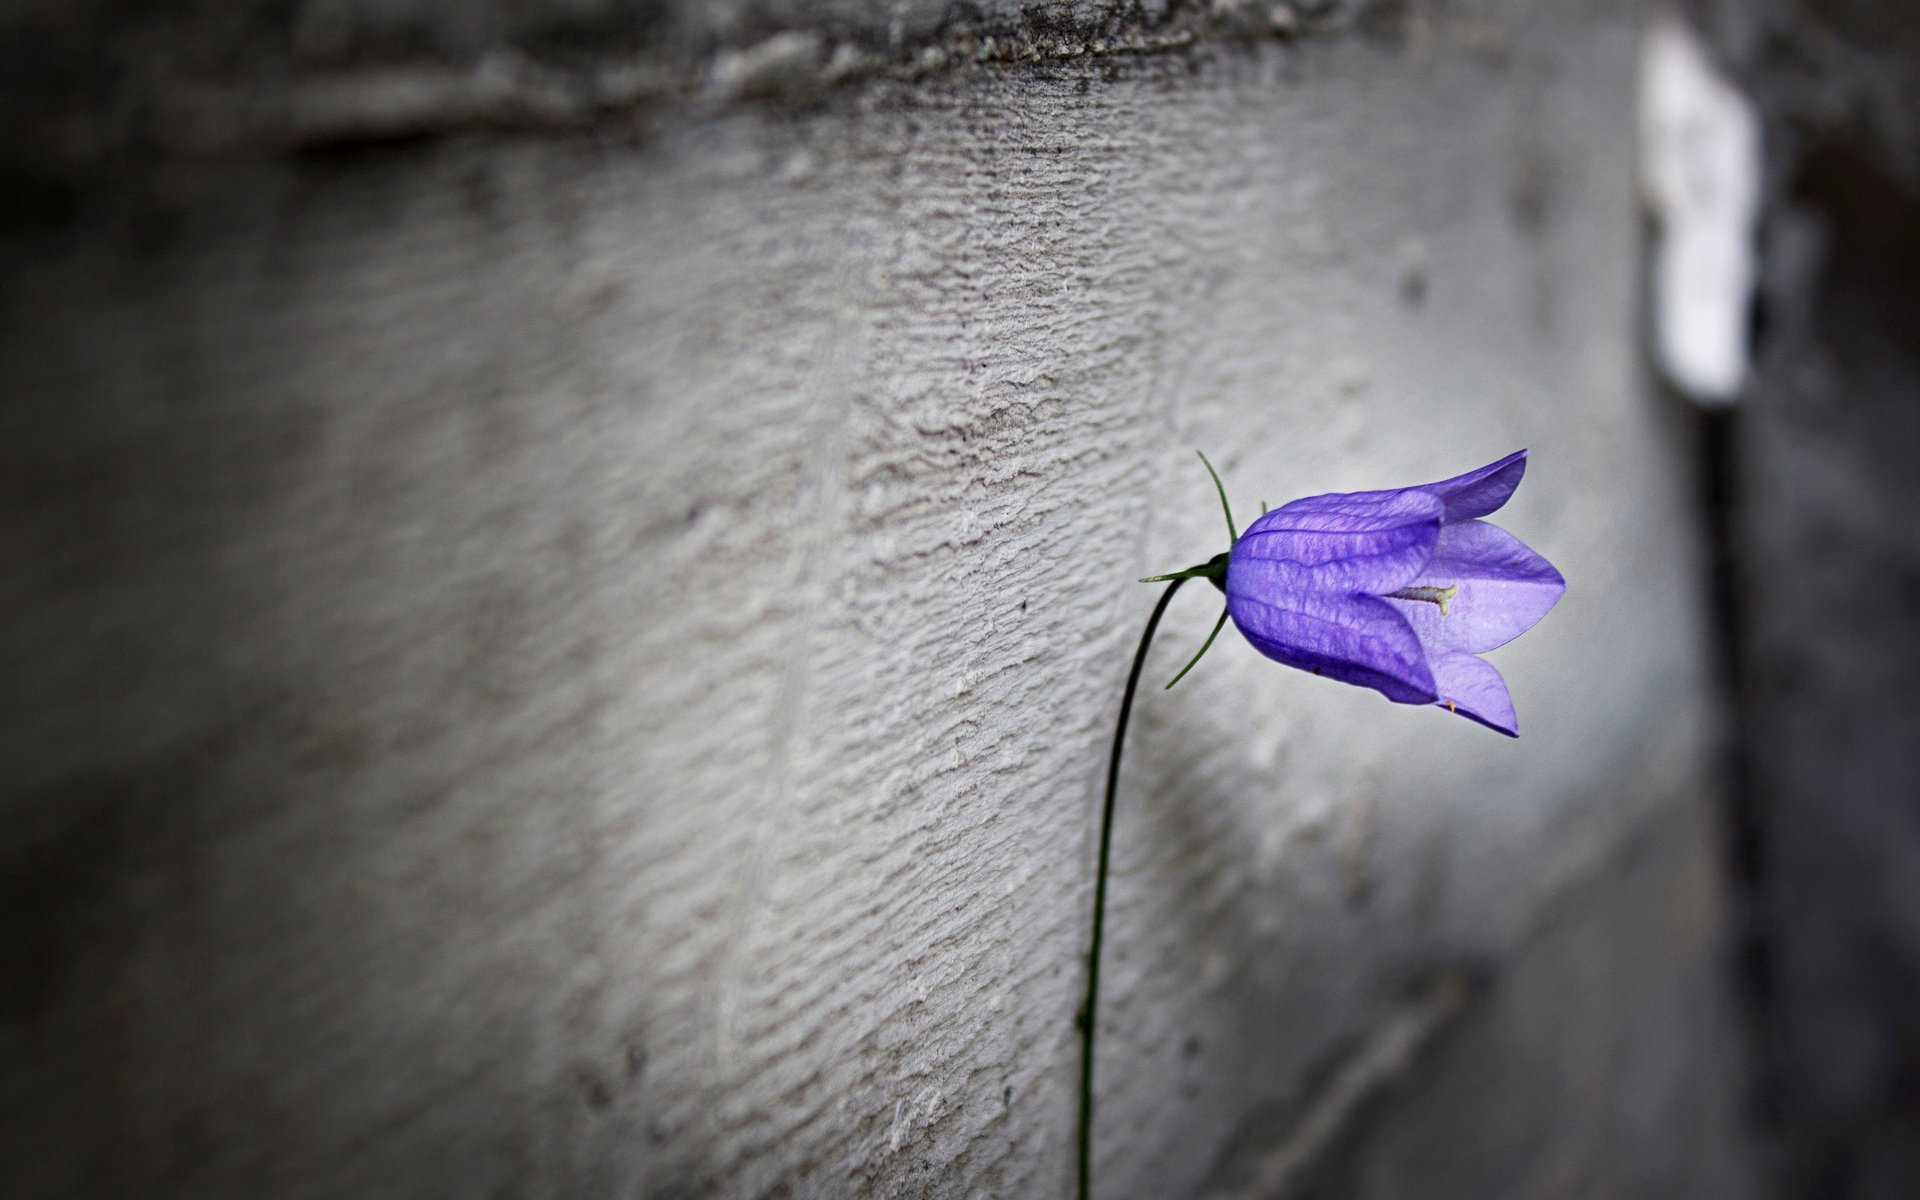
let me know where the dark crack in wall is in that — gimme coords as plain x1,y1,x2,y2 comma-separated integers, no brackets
1693,2,1920,1196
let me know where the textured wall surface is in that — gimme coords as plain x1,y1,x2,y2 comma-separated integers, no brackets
2,2,1755,1197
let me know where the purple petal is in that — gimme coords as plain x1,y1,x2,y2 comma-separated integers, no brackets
1418,449,1529,523
1249,485,1445,534
1429,652,1519,736
1226,591,1438,704
1229,514,1440,597
1385,519,1565,654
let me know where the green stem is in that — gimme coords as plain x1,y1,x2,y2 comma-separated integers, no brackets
1165,607,1230,691
1079,577,1186,1200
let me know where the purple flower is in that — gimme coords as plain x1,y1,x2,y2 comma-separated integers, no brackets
1222,451,1564,736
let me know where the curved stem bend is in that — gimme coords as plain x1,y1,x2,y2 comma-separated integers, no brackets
1078,577,1186,1200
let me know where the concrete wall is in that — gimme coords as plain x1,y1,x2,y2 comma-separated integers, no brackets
1,2,1757,1197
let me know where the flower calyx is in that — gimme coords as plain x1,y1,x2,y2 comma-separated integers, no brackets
1139,551,1230,594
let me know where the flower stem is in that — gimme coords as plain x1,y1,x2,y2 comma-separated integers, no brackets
1079,576,1186,1200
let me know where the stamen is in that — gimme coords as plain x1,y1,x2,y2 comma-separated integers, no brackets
1388,583,1459,616
1446,700,1457,713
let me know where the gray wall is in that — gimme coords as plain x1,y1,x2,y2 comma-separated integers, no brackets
1698,2,1920,1196
2,2,1758,1197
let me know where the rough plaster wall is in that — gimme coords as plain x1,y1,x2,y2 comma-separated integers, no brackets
0,0,1334,163
2,2,1754,1198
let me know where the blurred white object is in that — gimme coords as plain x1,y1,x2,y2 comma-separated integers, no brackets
1640,14,1761,405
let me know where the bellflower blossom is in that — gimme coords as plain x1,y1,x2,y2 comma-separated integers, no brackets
1221,450,1563,736
1081,454,1561,1200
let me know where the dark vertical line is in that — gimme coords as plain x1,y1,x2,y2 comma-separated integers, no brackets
1079,577,1186,1200
1696,404,1784,1132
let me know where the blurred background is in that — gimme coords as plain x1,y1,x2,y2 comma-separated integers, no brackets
3,1,1917,1197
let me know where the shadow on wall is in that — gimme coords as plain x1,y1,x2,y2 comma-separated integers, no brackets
1690,2,1920,1194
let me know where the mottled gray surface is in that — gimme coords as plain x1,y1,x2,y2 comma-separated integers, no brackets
2,2,1755,1197
0,0,1352,163
1286,797,1752,1200
1700,3,1920,1195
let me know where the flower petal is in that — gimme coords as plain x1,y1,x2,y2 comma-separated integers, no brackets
1418,449,1529,522
1386,519,1565,654
1429,652,1519,736
1248,485,1445,534
1226,591,1438,704
1229,512,1441,597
